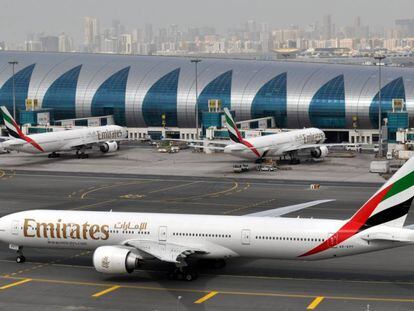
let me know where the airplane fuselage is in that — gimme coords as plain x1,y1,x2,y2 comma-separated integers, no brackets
1,210,411,261
1,125,127,154
223,128,325,160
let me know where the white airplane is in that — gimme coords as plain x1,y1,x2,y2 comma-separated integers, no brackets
0,158,412,281
0,106,128,158
187,108,345,163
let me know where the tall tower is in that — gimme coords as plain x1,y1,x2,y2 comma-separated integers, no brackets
322,14,332,40
84,17,100,52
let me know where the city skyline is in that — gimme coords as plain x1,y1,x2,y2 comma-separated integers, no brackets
2,0,414,44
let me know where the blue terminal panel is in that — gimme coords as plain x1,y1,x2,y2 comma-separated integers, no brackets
142,68,180,127
197,70,232,122
251,72,287,128
309,74,346,128
42,65,82,120
369,77,405,128
0,64,35,123
91,66,130,125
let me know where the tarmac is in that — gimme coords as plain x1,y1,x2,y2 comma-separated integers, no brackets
0,146,412,311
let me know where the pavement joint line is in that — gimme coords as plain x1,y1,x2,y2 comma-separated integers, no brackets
11,170,382,188
194,291,219,304
167,181,239,202
2,258,414,287
71,199,118,210
1,275,414,303
148,181,202,194
307,296,324,310
92,285,121,298
0,278,32,290
212,272,414,286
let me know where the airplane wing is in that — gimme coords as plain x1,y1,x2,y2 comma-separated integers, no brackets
244,199,335,217
1,140,25,148
165,138,231,146
188,144,225,151
280,143,349,153
125,239,208,264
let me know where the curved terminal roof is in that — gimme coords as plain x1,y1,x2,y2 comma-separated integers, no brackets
0,51,413,129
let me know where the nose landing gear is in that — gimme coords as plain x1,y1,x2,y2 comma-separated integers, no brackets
16,247,25,263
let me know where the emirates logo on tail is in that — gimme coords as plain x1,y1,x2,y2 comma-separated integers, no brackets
0,106,44,152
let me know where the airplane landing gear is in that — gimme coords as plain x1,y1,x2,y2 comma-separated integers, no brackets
255,158,264,164
76,151,89,159
15,247,25,263
48,152,60,158
167,267,198,281
288,151,301,165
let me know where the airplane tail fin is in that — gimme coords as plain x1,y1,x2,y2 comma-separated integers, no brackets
0,106,23,139
349,157,414,229
223,108,243,144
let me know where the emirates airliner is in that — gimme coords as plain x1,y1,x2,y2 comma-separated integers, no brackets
0,158,412,281
0,106,127,158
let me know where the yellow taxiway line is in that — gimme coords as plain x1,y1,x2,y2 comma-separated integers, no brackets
0,276,414,304
0,278,32,290
307,296,325,310
194,291,219,304
92,285,121,298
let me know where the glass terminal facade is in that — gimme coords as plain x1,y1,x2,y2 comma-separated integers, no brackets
0,51,412,129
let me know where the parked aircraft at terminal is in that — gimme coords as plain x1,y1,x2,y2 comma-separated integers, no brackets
185,108,345,163
0,106,128,158
0,157,412,281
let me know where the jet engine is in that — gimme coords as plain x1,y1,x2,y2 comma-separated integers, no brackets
310,146,329,158
93,246,140,274
99,141,118,153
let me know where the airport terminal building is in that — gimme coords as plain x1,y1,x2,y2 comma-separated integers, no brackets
0,51,412,136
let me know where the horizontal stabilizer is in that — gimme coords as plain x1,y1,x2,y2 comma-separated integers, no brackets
245,199,335,217
360,231,414,243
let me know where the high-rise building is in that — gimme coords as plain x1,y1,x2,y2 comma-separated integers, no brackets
25,41,42,52
39,36,59,52
322,14,332,40
58,33,73,52
395,19,414,37
84,17,100,52
145,23,153,43
119,34,132,54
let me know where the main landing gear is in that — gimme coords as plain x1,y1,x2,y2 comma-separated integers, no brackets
48,152,60,158
288,151,301,165
76,151,89,159
167,267,198,281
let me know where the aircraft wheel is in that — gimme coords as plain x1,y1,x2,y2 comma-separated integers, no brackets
16,255,25,263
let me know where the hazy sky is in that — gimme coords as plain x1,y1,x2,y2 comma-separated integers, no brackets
2,0,414,43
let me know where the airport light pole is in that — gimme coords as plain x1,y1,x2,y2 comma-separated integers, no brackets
8,61,18,120
374,55,386,158
191,59,201,139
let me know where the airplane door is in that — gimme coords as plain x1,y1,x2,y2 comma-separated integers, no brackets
11,220,19,236
158,226,167,242
241,229,251,245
